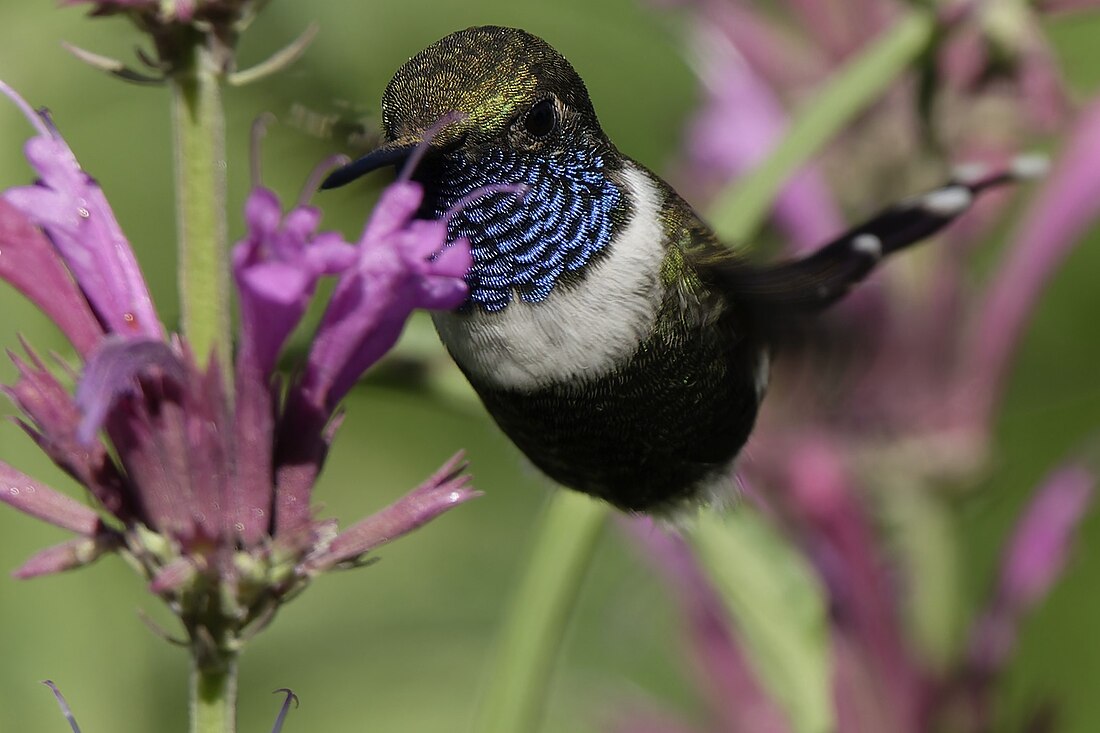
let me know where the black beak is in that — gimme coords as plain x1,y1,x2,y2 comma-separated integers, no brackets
320,141,420,190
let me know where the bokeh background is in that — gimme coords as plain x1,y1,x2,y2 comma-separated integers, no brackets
1,1,1098,731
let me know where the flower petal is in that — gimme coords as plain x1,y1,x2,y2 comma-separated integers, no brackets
75,336,186,444
235,258,314,371
85,340,237,545
304,452,479,571
298,181,470,413
0,199,103,355
0,461,100,535
5,346,134,519
13,535,113,578
232,357,277,545
232,188,356,377
0,81,161,340
967,463,1094,676
999,464,1094,609
14,530,116,576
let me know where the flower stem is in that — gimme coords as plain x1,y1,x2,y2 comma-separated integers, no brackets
690,510,831,733
190,651,238,733
474,491,609,733
170,36,231,366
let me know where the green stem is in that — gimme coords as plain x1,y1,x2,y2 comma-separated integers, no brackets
190,651,238,733
690,510,831,733
707,9,935,243
474,491,609,733
170,38,231,366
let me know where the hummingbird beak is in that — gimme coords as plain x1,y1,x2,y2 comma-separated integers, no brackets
319,140,421,190
321,112,468,190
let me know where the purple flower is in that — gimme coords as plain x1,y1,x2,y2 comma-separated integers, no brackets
248,178,474,535
0,82,479,647
0,81,160,347
232,186,357,378
643,91,1099,733
295,180,472,414
623,456,1093,733
615,5,1100,732
62,1,199,23
622,520,793,733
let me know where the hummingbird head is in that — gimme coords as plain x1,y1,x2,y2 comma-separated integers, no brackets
380,25,602,153
324,26,633,313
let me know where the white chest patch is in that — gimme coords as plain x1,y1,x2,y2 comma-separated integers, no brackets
432,164,666,390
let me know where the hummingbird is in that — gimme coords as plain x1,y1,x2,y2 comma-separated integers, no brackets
323,25,1029,514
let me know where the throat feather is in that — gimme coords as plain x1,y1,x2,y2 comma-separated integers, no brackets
422,147,626,312
432,164,668,390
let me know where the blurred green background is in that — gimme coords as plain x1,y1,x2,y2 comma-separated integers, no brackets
1,1,1099,731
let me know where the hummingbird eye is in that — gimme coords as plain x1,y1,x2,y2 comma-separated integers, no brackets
522,98,558,139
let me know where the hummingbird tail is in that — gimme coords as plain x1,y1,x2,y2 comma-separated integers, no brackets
717,154,1047,315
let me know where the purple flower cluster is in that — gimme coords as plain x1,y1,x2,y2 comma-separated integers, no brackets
625,458,1092,733
0,80,478,640
621,2,1100,731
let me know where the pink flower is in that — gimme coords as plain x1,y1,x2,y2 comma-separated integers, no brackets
618,5,1100,732
0,82,479,651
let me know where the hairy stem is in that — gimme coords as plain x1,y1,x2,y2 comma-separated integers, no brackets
170,37,231,366
190,651,238,733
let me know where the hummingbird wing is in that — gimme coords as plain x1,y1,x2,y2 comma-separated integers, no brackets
707,165,1031,316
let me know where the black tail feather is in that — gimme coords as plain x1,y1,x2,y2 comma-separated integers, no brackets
714,158,1043,316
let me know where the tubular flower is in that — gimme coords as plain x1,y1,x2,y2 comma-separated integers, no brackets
622,463,1093,733
617,73,1100,733
0,81,479,652
615,4,1100,731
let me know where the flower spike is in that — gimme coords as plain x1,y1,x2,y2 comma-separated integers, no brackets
2,78,479,602
304,452,481,571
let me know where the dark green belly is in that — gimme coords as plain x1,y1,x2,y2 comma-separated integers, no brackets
462,315,763,512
